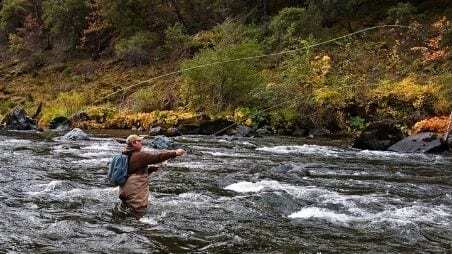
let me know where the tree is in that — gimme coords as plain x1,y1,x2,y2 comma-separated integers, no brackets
43,0,89,51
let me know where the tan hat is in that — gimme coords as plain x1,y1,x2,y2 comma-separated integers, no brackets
126,134,144,144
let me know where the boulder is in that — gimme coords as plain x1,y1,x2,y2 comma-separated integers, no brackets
63,128,89,141
165,127,180,137
388,132,448,153
308,128,331,138
149,126,163,136
353,120,405,151
147,135,175,149
234,125,252,137
256,126,272,136
0,106,37,130
49,116,70,130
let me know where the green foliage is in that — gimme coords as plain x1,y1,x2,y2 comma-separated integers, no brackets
233,107,267,127
181,41,264,113
370,77,446,120
0,0,31,34
386,2,417,24
131,88,168,113
115,31,158,66
98,0,153,37
269,7,323,49
349,116,366,131
194,20,263,49
43,0,89,51
269,108,299,131
160,23,193,60
40,91,88,125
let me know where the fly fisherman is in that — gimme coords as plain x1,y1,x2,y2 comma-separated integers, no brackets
113,134,185,219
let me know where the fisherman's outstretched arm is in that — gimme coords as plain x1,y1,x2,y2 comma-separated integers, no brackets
142,149,185,165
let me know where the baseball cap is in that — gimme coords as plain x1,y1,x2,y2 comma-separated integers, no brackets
126,134,144,144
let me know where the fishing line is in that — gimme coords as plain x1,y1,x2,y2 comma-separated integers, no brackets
93,24,412,105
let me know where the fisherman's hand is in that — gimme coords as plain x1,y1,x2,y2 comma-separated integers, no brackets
175,148,186,156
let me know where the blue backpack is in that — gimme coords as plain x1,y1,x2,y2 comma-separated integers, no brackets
107,154,130,186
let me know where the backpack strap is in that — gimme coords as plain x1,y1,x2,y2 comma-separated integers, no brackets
126,151,133,177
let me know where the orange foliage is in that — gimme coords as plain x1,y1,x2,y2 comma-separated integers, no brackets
412,116,451,134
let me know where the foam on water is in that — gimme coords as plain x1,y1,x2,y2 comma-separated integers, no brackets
139,217,158,225
257,144,446,163
288,207,353,223
225,181,282,193
257,145,341,157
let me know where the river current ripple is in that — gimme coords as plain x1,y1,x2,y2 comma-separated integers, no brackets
0,131,451,253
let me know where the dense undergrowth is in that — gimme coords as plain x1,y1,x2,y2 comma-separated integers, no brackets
0,1,451,134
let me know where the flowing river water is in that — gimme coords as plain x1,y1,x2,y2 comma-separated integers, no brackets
0,130,451,253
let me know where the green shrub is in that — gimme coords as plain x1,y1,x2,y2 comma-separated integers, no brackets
131,88,171,113
43,0,89,51
268,7,323,49
349,116,366,131
181,41,264,113
0,0,31,34
386,3,417,24
160,23,193,60
194,20,262,49
40,91,88,125
370,77,445,120
115,31,158,66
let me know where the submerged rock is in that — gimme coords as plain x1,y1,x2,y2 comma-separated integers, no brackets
0,106,37,130
147,135,174,149
388,132,448,153
256,126,272,136
63,128,89,141
149,126,163,136
353,120,405,151
233,125,252,137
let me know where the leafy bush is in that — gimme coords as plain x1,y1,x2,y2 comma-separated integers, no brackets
370,77,446,120
115,32,158,66
39,91,88,125
268,7,323,49
386,3,417,24
43,0,89,51
194,20,262,50
160,23,193,60
349,116,366,131
131,87,175,113
233,107,268,127
0,0,31,34
181,41,264,113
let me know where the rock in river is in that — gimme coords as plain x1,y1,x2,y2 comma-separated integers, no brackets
0,106,37,130
353,120,405,151
388,132,448,153
63,128,90,141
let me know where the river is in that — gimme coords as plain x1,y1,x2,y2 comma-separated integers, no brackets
0,131,451,253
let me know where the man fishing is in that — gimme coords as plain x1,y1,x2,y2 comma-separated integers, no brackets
113,134,185,219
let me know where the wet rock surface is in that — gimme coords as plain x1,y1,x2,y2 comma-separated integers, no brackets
388,132,448,153
353,120,405,151
62,128,90,140
0,106,37,130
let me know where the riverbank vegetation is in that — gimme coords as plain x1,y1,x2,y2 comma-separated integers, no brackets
0,0,451,135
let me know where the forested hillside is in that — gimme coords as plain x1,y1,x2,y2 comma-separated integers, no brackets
0,0,451,135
